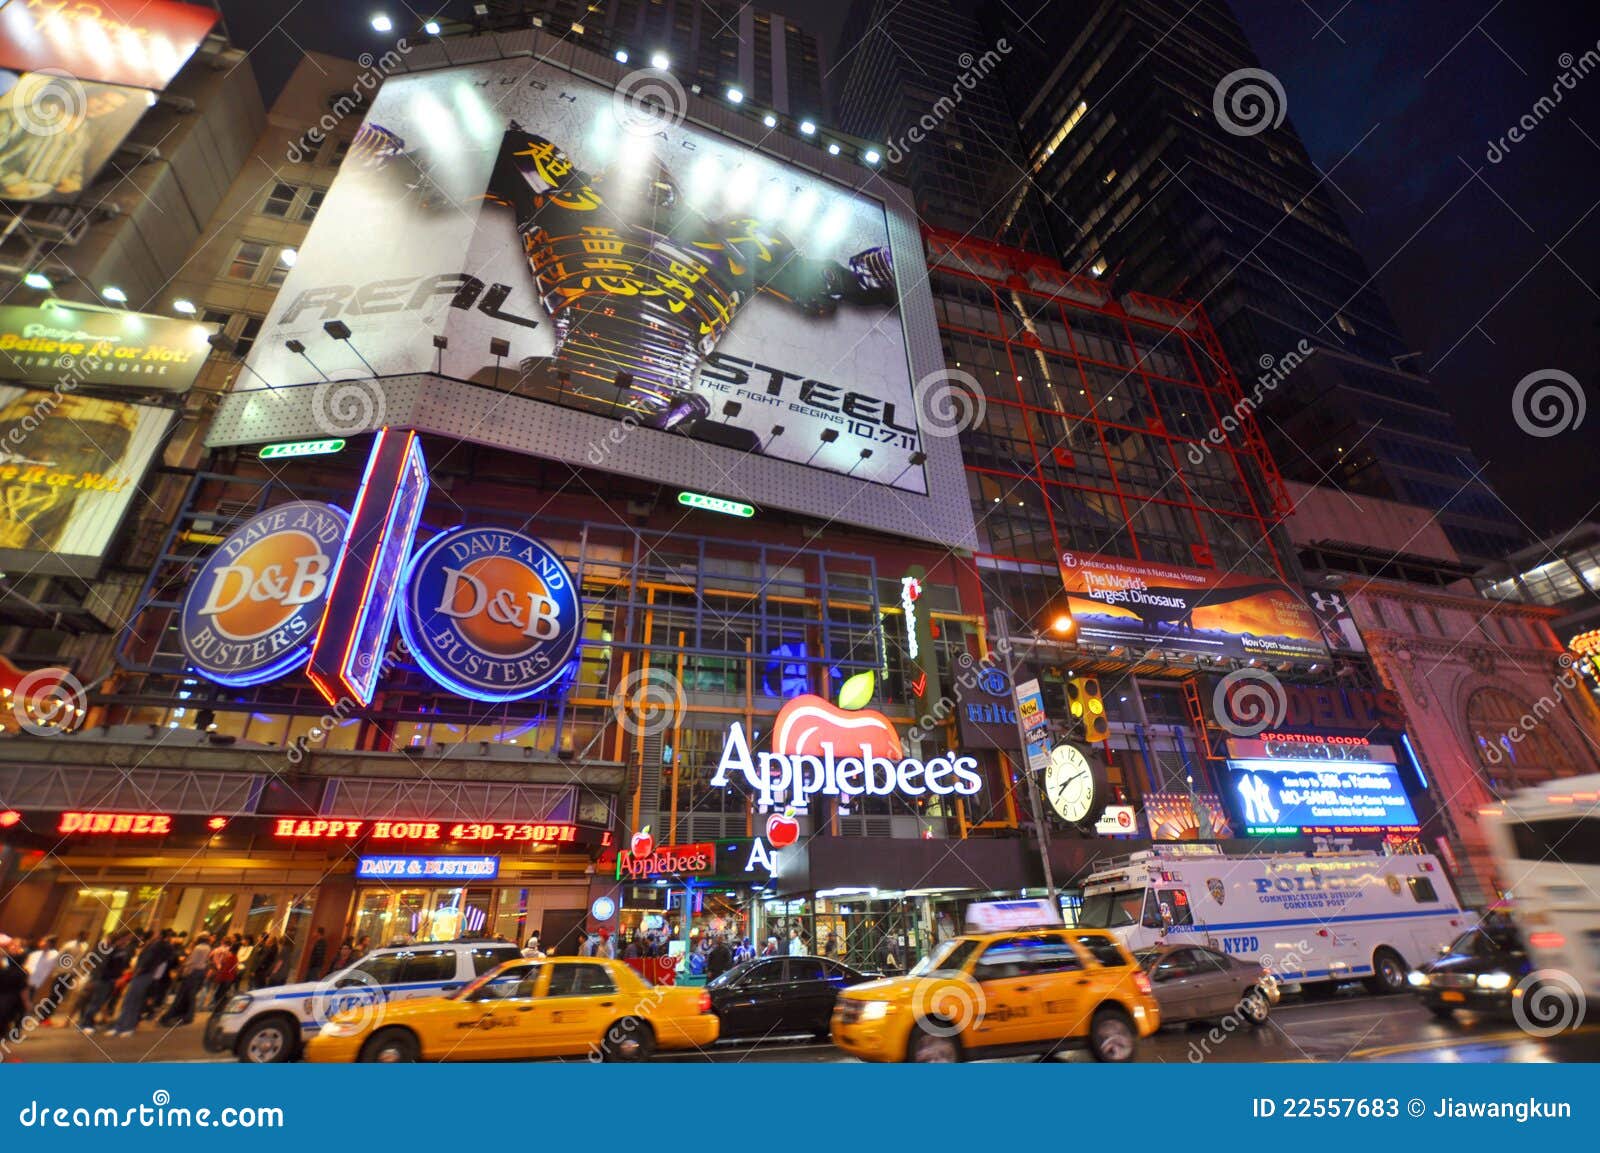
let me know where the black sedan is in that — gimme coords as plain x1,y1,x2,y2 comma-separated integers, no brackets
706,956,869,1039
1407,920,1531,1019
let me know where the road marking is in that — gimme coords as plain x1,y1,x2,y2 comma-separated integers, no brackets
1348,1024,1600,1060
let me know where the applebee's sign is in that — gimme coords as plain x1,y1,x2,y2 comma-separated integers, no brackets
710,672,982,810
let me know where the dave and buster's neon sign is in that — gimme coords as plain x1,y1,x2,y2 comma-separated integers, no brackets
178,430,581,704
271,818,584,844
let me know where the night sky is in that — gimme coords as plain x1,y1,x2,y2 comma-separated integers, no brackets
219,0,1596,541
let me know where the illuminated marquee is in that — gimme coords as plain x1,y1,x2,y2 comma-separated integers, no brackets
307,428,430,707
614,842,716,880
398,524,582,702
709,721,982,810
177,436,583,705
179,500,348,687
58,812,172,836
271,817,582,844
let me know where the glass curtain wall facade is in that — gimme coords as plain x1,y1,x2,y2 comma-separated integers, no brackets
973,0,1525,562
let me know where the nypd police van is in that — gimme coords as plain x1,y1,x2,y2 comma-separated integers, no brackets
1077,844,1469,993
205,940,522,1062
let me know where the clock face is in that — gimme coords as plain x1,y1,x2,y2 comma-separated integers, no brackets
1046,744,1097,823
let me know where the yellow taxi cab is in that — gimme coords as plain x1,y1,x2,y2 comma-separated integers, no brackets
304,956,718,1063
832,924,1159,1063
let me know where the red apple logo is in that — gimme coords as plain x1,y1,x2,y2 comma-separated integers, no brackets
773,671,901,761
765,809,799,848
630,826,654,857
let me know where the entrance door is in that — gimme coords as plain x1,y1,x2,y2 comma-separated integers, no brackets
542,907,587,956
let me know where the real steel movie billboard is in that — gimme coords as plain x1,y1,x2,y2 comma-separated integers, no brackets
1059,549,1328,661
239,59,934,498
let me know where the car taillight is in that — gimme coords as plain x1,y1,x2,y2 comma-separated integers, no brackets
698,991,712,1013
1528,932,1566,950
1133,972,1153,996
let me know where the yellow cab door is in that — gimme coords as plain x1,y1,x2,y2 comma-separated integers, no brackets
1035,932,1125,1038
968,935,1050,1050
444,963,543,1060
530,960,622,1057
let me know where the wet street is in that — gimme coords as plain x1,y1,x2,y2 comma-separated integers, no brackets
9,994,1597,1065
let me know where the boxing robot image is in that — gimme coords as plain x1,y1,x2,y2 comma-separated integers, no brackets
477,122,898,439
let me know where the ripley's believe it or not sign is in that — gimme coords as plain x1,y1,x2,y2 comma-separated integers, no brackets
179,434,581,704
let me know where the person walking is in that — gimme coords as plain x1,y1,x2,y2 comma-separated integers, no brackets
23,936,59,1022
0,936,31,1046
207,938,239,1011
304,927,327,982
111,929,174,1036
76,932,131,1034
249,934,278,990
160,933,211,1025
325,936,355,977
761,936,779,957
787,928,805,957
706,935,733,982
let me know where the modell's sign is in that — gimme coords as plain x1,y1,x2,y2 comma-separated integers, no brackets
177,435,583,701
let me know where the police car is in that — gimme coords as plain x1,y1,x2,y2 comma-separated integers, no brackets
1078,844,1468,994
204,940,522,1063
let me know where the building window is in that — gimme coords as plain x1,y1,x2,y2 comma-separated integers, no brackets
226,240,268,281
301,188,326,221
261,182,297,217
202,310,265,358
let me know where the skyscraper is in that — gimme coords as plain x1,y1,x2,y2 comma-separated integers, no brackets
833,0,1050,243
971,0,1526,561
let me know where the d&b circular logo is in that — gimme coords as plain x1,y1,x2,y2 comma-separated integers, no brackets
180,501,349,686
399,525,581,701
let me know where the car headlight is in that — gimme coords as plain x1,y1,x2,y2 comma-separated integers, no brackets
859,1001,893,1021
223,995,253,1015
1407,970,1429,987
1476,971,1513,991
320,1019,363,1037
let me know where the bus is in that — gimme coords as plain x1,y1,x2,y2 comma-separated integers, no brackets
1077,843,1470,993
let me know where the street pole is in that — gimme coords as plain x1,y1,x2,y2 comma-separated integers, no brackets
991,608,1057,906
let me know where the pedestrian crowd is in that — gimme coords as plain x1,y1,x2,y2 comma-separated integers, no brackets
0,924,373,1045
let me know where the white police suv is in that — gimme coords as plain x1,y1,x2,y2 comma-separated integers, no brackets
205,940,522,1063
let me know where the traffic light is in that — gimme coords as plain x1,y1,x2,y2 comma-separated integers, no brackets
1066,675,1109,742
